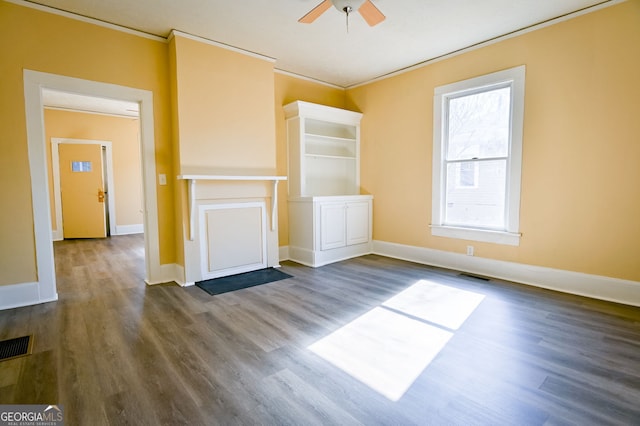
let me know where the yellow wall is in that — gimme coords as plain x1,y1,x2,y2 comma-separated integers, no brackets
171,34,276,174
346,1,640,282
0,1,174,286
274,72,347,244
44,109,143,229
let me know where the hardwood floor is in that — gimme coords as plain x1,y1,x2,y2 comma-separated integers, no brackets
1,235,639,425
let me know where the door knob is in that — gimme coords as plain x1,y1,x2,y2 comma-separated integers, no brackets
98,189,105,203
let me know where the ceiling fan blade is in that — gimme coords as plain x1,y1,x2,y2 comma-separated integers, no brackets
358,0,385,26
299,0,333,24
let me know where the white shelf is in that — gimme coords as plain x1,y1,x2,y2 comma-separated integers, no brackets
304,133,356,143
305,154,356,160
305,135,356,160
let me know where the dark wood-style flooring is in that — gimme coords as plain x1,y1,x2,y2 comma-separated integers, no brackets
1,235,639,425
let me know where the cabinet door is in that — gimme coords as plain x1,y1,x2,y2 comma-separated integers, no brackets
320,203,346,251
346,201,370,246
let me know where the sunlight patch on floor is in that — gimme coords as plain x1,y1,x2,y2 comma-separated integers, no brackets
309,307,452,401
308,279,485,401
383,279,485,330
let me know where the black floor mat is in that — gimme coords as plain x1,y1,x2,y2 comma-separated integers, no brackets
196,268,293,296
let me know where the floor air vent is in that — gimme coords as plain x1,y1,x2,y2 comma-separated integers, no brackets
459,273,490,281
0,335,33,361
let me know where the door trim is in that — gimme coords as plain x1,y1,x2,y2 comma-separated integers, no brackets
23,70,162,301
51,138,116,240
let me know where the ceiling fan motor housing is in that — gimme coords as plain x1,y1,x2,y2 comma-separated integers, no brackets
332,0,366,13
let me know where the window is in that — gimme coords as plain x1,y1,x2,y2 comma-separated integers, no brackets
71,161,92,172
431,66,525,246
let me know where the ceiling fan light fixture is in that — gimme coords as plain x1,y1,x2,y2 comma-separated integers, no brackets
331,0,366,13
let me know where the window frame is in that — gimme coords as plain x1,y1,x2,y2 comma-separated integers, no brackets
431,66,525,246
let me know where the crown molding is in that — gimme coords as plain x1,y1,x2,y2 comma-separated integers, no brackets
6,0,167,42
169,30,276,63
348,0,627,89
274,69,344,90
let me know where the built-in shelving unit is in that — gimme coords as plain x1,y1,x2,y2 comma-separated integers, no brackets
284,101,373,267
284,102,362,198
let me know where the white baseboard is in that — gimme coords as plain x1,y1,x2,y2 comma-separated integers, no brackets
51,224,143,239
373,240,640,307
145,263,194,287
288,243,373,268
172,263,194,287
0,281,58,311
279,245,290,262
8,243,633,310
52,229,63,241
115,224,144,235
144,263,188,286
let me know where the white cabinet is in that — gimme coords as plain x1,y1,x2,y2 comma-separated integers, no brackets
320,200,371,250
289,196,373,267
285,101,373,267
345,201,370,246
320,202,347,251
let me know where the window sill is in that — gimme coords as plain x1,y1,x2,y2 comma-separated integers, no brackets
430,225,521,246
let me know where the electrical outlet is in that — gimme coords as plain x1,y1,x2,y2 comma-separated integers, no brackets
466,245,474,256
158,174,167,185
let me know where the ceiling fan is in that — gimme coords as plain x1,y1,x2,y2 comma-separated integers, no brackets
299,0,386,27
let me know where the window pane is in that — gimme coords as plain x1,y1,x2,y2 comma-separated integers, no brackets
445,160,506,229
457,162,477,188
447,87,511,160
71,161,92,172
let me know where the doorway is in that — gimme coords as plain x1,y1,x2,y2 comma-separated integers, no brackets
23,70,163,305
45,93,145,249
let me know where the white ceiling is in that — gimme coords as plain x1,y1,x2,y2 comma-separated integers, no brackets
27,0,612,88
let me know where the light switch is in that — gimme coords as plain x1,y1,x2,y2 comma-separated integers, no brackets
159,174,167,185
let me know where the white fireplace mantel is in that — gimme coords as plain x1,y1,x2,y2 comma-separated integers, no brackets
177,174,287,240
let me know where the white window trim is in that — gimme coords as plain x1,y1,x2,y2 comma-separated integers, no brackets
431,65,525,246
